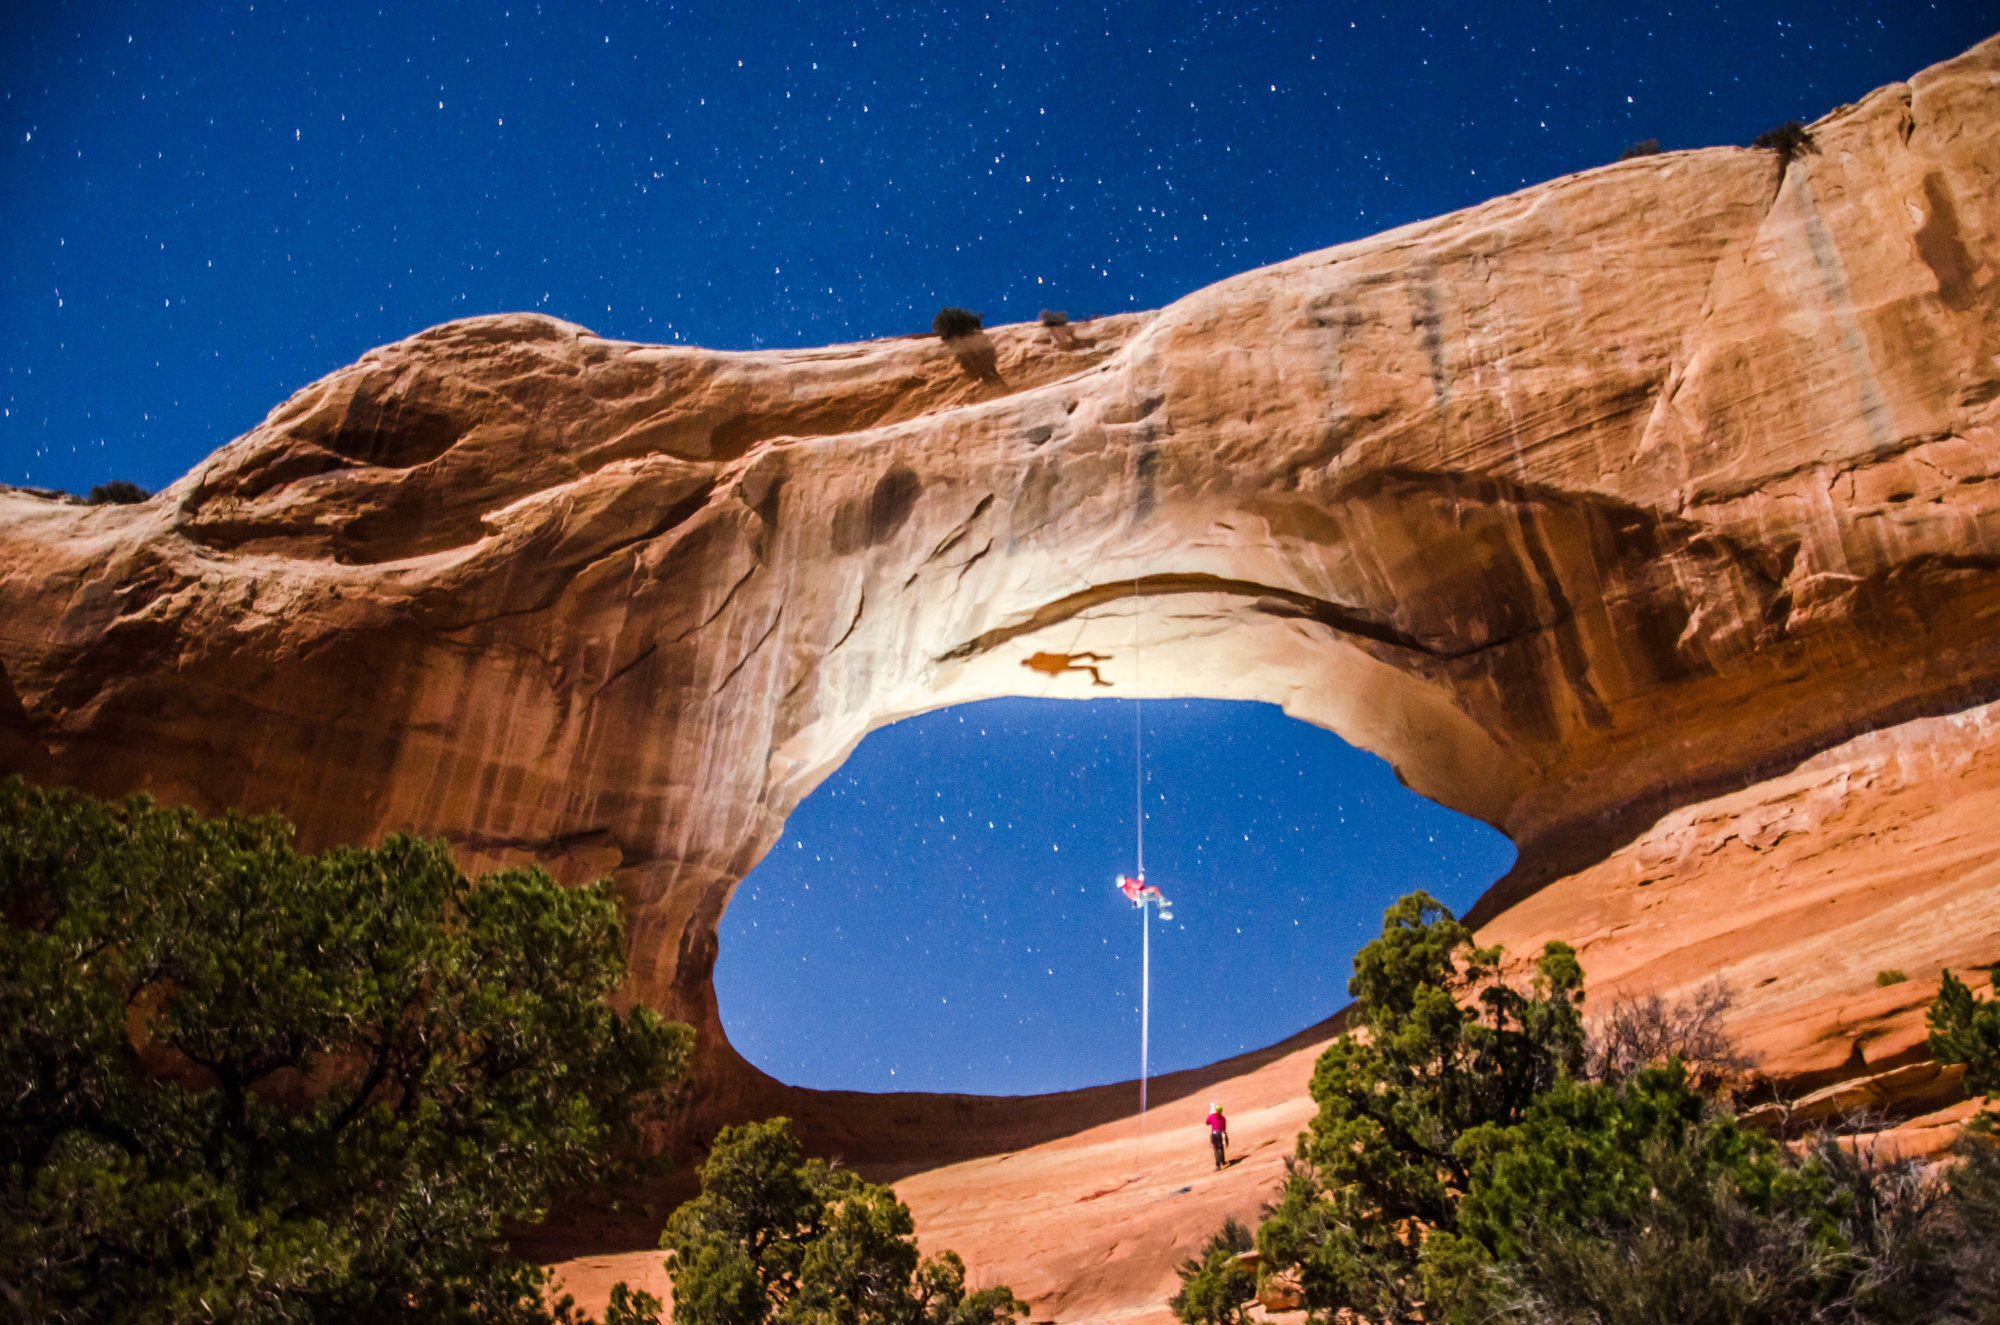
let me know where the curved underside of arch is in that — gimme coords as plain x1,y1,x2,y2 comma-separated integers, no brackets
5,35,2000,1266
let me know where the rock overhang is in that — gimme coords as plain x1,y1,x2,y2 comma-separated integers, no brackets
2,32,1998,1189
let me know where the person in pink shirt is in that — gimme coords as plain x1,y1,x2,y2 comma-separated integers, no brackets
1205,1102,1229,1169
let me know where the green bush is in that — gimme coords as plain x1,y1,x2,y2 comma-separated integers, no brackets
1252,891,2000,1324
1169,1217,1256,1325
1253,892,1585,1322
1038,309,1068,328
0,776,690,1323
1435,959,2000,1324
932,307,983,340
1877,968,1909,987
84,479,149,505
1449,1125,1961,1325
1942,1124,2000,1316
1930,966,2000,1098
662,1117,1025,1325
1617,138,1661,160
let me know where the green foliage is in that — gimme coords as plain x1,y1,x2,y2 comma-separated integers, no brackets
604,1284,668,1325
84,479,149,505
1933,967,2000,1307
0,776,691,1324
662,1117,1026,1325
1414,967,2000,1323
1253,892,1584,1322
1929,967,2000,1100
1169,1217,1257,1325
1616,138,1660,160
1449,1065,1781,1264
552,1283,668,1325
932,307,983,340
1453,1128,1962,1325
1876,969,1909,987
1037,309,1068,328
1250,893,2000,1323
1941,1123,2000,1317
1421,1065,1883,1322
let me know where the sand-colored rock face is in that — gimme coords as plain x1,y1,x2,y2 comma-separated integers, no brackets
550,695,2000,1322
4,35,2000,1313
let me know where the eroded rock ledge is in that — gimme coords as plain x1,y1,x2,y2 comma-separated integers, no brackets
3,37,1998,1220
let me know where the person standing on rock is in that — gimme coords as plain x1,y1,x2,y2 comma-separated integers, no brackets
1205,1102,1229,1169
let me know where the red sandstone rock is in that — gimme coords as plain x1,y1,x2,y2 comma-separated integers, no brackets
552,696,2000,1320
551,1033,1327,1325
1480,698,2000,1094
4,34,2000,1325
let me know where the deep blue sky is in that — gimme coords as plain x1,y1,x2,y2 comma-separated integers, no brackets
5,1,1993,494
716,700,1514,1095
5,3,1995,1094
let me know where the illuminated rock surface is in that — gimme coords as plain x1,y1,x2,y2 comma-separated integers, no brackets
3,34,1998,1324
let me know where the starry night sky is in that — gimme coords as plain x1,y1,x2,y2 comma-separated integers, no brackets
717,699,1514,1095
6,3,1995,1095
7,1,1992,495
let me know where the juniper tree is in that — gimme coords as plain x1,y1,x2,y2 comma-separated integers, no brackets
1253,892,1585,1322
0,776,689,1324
663,1117,1025,1325
1169,1218,1257,1325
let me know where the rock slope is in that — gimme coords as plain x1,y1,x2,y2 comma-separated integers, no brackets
3,33,1998,1308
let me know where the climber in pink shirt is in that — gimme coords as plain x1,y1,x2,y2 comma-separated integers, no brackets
1205,1103,1229,1169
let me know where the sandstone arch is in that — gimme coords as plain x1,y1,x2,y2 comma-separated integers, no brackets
4,36,2000,1231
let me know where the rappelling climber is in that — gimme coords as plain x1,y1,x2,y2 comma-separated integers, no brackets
1206,1102,1229,1169
1118,873,1168,911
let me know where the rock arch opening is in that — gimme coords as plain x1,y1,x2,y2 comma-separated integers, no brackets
10,48,1998,1192
716,696,1515,1096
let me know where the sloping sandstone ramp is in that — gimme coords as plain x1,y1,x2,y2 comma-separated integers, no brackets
4,33,1999,1307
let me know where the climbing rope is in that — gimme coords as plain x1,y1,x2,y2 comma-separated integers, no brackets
1136,574,1146,1163
1134,572,1144,882
1131,570,1165,1174
1028,484,1160,1169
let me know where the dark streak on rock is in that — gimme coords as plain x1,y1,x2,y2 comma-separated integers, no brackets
938,572,1453,663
